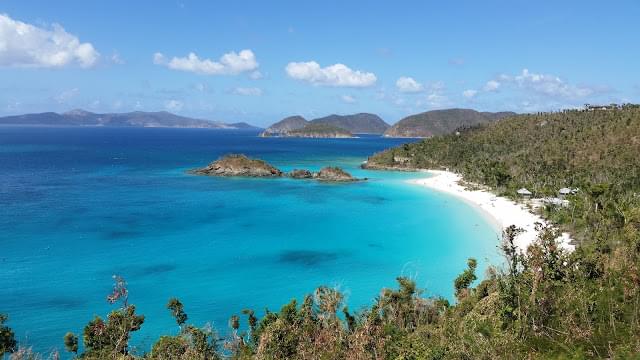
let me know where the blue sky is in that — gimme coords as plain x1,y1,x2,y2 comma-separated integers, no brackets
1,0,638,126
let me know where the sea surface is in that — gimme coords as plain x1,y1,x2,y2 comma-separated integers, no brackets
0,127,500,355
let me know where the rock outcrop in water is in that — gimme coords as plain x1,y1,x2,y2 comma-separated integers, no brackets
289,169,314,179
192,154,283,177
191,154,363,182
315,167,359,182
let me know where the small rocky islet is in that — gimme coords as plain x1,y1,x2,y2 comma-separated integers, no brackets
191,154,363,182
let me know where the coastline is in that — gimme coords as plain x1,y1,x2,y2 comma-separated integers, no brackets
408,170,574,253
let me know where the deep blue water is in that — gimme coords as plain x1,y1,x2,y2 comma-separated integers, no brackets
0,127,500,355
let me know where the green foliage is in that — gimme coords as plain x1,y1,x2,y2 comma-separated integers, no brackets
454,258,478,300
149,335,189,359
63,331,78,354
81,305,144,358
167,298,188,328
0,313,17,354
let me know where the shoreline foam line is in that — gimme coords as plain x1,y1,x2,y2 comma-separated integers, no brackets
408,170,574,253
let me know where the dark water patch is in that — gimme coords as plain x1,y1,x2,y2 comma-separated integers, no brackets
135,263,177,277
367,243,384,249
278,250,342,266
5,291,88,311
102,263,177,279
102,230,144,240
351,195,388,205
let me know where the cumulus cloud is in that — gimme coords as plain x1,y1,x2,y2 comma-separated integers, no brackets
396,76,424,93
285,61,376,87
164,99,184,112
416,81,450,109
512,69,594,99
153,49,258,75
483,80,501,92
462,89,478,98
0,13,99,68
341,94,356,104
232,87,263,96
479,69,598,100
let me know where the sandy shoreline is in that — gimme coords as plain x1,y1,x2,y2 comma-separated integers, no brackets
408,170,574,253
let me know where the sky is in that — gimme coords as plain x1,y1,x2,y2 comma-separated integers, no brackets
0,0,639,126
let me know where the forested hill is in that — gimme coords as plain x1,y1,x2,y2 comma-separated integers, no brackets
367,105,640,242
383,108,515,137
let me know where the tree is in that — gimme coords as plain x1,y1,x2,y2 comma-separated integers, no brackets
63,332,78,354
106,275,129,308
0,314,16,355
166,298,188,330
454,258,478,300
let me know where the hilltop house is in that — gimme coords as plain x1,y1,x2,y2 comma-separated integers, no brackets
585,103,619,111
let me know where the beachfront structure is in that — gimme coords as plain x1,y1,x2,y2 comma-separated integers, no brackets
559,187,579,197
559,188,572,196
517,188,532,197
543,197,570,208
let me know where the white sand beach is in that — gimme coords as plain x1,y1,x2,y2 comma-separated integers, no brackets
409,170,574,253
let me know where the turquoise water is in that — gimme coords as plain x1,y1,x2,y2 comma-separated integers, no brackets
0,127,500,355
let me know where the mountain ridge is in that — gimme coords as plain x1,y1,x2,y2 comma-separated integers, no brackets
0,110,261,129
260,113,389,137
384,108,516,137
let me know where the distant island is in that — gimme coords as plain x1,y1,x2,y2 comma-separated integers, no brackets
0,109,261,129
259,109,517,139
383,108,516,137
286,123,353,138
260,113,388,137
191,154,362,182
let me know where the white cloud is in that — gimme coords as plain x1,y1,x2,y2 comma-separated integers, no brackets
232,87,263,96
53,88,79,104
164,99,184,112
512,69,593,99
483,80,501,92
462,89,478,98
249,70,263,80
285,61,376,87
0,13,99,68
110,52,124,65
153,49,258,75
416,81,450,109
396,76,424,93
480,69,598,100
341,94,356,104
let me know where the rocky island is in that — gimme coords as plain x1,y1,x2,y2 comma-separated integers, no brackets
191,154,283,177
191,154,362,182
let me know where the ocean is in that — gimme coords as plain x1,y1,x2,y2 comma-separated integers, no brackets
0,127,500,355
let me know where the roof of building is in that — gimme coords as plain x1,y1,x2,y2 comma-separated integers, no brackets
517,188,532,195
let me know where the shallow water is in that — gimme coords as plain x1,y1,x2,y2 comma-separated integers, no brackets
0,127,500,354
